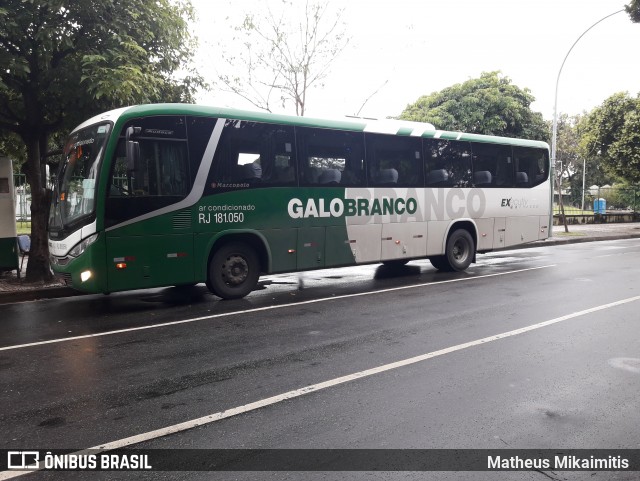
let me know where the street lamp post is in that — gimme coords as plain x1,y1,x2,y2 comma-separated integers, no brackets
551,9,625,168
550,9,625,227
582,157,586,212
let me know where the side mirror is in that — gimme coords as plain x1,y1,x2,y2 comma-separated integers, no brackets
125,126,141,172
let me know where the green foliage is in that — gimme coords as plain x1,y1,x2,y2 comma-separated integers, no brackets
0,0,201,139
580,92,640,184
399,72,549,141
0,131,25,166
0,0,202,281
627,0,640,22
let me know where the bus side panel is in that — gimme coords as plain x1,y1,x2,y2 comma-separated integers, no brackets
493,218,506,249
426,221,449,256
505,216,541,247
261,229,297,273
539,216,550,240
105,233,194,291
337,224,382,265
297,227,325,270
325,225,362,266
381,221,427,261
474,218,495,252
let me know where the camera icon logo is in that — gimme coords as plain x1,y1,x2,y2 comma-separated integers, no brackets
7,451,40,470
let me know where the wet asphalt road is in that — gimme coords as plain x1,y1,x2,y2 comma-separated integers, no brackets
1,238,640,480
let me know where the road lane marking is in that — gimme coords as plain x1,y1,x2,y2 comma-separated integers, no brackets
0,265,554,352
1,293,639,480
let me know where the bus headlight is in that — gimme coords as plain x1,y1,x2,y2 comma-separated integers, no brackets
68,233,99,258
80,270,93,282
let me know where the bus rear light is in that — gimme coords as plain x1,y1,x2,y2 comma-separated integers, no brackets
287,249,296,254
115,263,127,270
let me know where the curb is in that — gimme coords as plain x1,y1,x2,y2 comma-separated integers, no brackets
0,286,81,305
509,232,640,250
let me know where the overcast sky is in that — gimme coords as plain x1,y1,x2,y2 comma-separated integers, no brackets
191,0,640,122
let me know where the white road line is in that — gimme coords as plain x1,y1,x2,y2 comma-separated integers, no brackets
0,265,554,352
2,293,639,480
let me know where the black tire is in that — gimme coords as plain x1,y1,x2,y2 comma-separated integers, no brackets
443,228,475,272
430,229,475,272
207,242,260,299
429,255,449,271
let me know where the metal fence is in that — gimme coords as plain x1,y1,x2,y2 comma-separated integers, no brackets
554,185,640,224
13,173,59,224
13,173,31,222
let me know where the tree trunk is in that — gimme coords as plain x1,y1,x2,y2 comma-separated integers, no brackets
23,134,53,283
555,174,569,234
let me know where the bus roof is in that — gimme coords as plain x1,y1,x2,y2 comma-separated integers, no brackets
75,103,550,150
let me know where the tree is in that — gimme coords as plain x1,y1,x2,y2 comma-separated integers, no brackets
217,0,350,116
580,92,640,184
561,115,614,210
399,72,549,141
0,0,201,282
627,0,640,22
554,114,582,208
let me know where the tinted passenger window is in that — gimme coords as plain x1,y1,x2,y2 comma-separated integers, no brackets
471,143,513,187
424,139,472,187
109,116,190,197
297,128,364,186
211,120,296,189
105,115,190,226
513,147,549,188
366,134,423,187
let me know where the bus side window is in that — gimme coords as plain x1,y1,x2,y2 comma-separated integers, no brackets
366,134,423,187
212,120,297,188
471,143,513,188
424,139,472,187
513,146,549,188
137,141,189,196
112,115,190,197
268,128,297,186
105,116,190,227
297,128,364,187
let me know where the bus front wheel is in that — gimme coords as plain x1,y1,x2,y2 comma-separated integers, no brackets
431,229,475,272
207,242,260,300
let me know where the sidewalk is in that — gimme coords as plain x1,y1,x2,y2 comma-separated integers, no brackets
2,222,640,304
535,221,640,246
0,254,77,303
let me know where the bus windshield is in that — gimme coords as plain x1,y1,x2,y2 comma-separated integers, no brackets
49,123,111,231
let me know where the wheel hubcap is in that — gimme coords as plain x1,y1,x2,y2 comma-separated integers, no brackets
223,255,248,286
453,240,467,261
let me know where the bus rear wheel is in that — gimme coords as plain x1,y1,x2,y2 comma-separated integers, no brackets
431,229,475,272
207,242,260,300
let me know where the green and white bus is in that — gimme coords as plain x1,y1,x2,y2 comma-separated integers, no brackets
48,104,551,299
